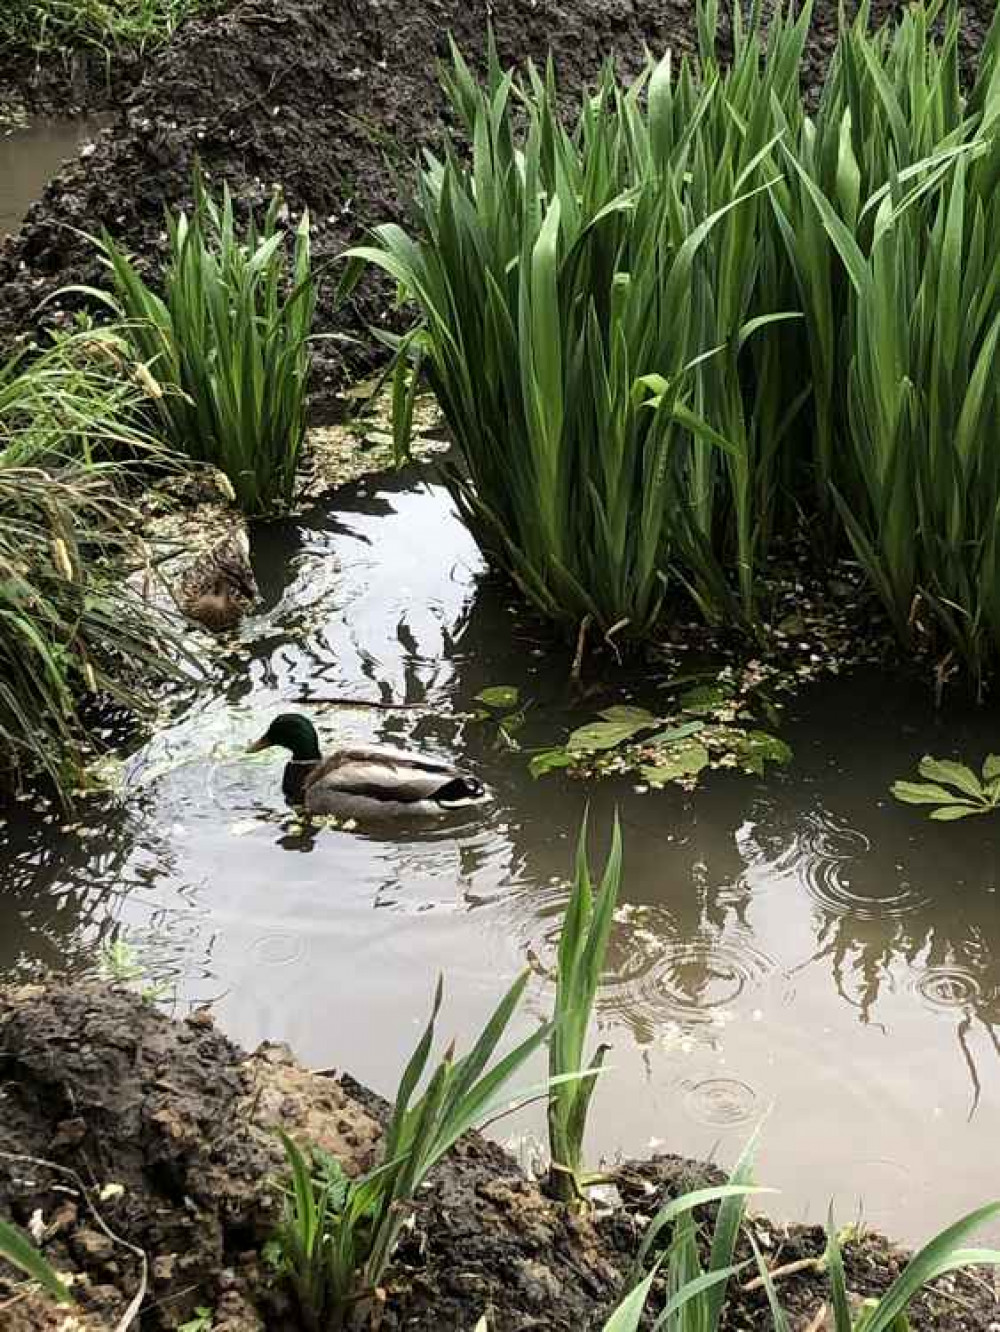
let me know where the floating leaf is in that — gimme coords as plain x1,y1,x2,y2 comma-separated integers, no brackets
917,757,984,800
475,685,521,711
641,741,710,785
567,717,656,753
529,748,574,779
889,780,963,805
735,731,792,775
599,705,657,725
643,720,705,746
893,752,1000,822
680,685,730,716
929,803,987,821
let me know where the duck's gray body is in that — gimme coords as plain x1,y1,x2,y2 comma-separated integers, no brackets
283,744,490,819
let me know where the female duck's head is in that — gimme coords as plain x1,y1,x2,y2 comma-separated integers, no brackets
248,712,321,761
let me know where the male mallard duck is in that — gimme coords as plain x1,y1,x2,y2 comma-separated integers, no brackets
248,712,490,819
177,531,259,632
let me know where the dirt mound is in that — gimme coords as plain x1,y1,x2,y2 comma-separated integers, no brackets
1,0,994,391
0,982,623,1329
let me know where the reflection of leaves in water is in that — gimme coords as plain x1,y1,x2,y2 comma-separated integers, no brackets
739,796,1000,1119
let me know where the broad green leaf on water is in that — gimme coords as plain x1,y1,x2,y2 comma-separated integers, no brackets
529,748,574,779
0,1218,72,1304
890,780,966,805
599,705,657,726
929,803,986,821
983,755,1000,783
917,757,984,799
475,685,520,710
641,740,710,785
735,731,792,775
642,720,706,746
680,685,730,715
568,717,657,753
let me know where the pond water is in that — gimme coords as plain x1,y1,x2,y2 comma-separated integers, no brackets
0,115,110,236
1,465,999,1246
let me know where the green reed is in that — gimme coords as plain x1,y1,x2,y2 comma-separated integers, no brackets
273,972,554,1329
79,174,315,515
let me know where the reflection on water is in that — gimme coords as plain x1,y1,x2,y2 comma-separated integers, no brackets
1,116,111,236
2,467,1000,1243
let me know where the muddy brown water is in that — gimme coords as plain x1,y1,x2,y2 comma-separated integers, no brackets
0,116,109,236
1,466,998,1247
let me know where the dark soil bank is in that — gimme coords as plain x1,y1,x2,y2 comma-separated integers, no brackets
0,0,996,393
1,982,998,1329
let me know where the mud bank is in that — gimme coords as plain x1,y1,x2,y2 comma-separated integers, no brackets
0,982,996,1330
0,0,995,391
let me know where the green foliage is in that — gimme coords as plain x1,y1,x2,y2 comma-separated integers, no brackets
531,672,791,788
342,29,797,638
891,753,1000,820
546,813,622,1203
471,684,527,750
754,1201,1000,1331
81,174,315,515
346,0,1000,683
0,1216,72,1304
0,0,216,60
177,1309,214,1332
607,1133,764,1331
0,336,191,801
272,972,552,1329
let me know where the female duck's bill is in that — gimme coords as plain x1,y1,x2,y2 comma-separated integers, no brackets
248,712,491,819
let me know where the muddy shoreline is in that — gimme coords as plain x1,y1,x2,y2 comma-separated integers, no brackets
0,981,997,1330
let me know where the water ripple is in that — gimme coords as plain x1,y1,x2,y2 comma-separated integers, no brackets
600,924,776,1031
912,965,984,1012
740,810,931,920
682,1076,758,1127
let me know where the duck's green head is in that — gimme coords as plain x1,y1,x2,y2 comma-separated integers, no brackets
248,712,321,761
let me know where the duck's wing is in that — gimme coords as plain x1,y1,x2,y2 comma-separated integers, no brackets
211,533,259,601
176,530,258,603
304,747,462,804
